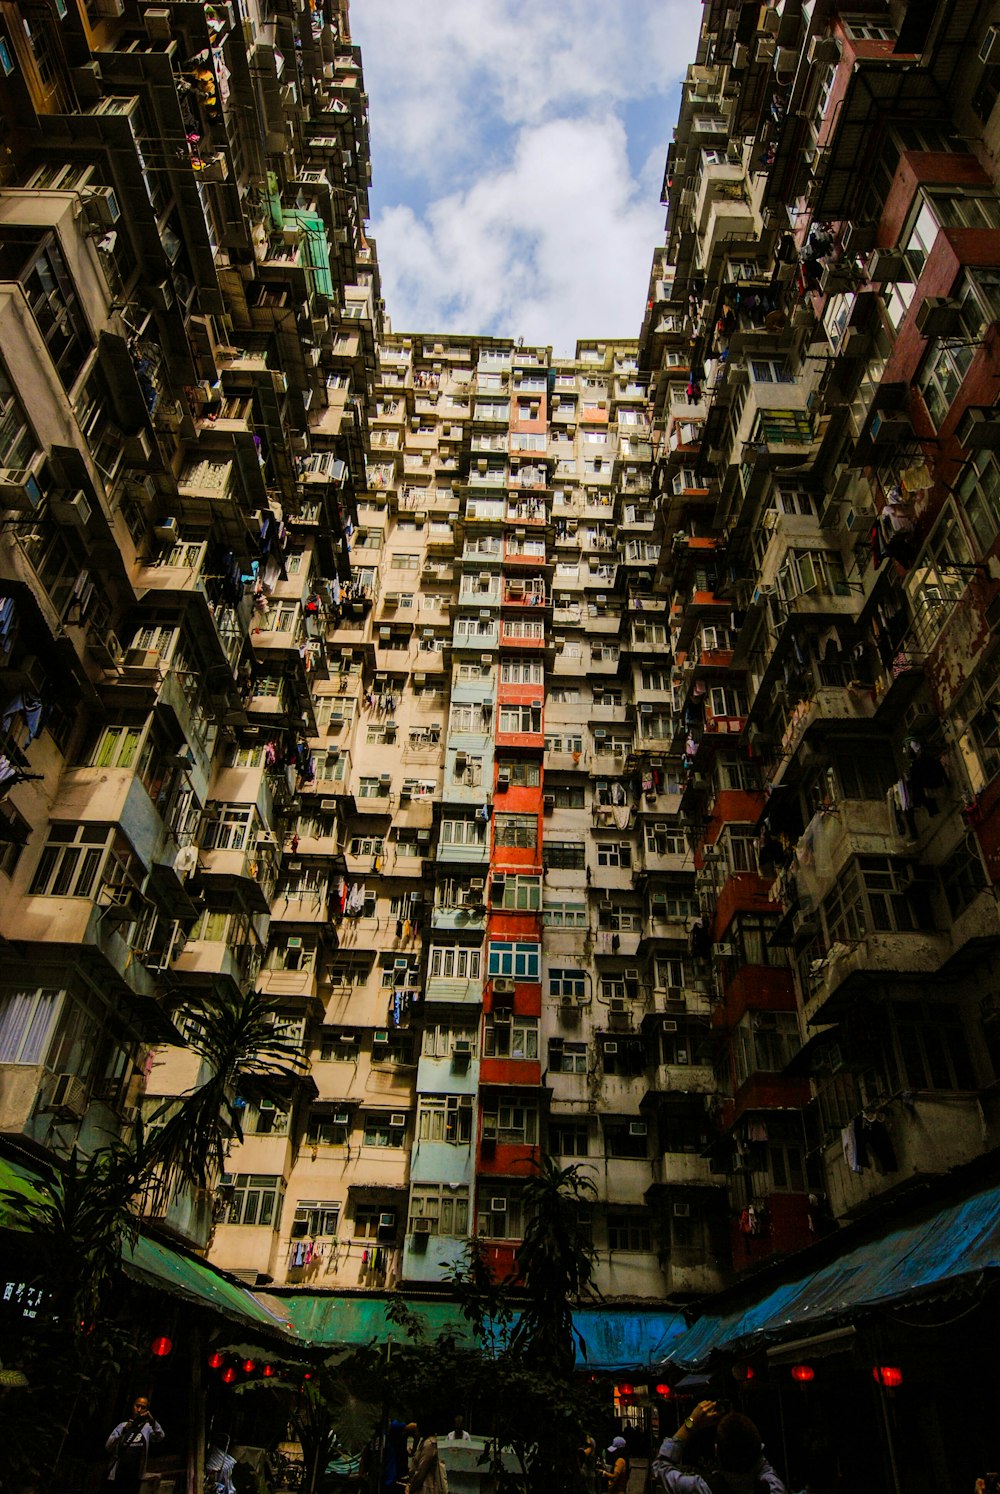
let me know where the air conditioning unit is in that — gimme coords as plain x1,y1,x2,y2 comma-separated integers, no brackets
867,249,906,282
610,998,628,1014
82,187,121,229
480,654,493,665
957,406,1000,451
629,1121,648,1137
144,7,173,39
604,1041,619,1054
332,1110,351,1125
413,1217,432,1234
491,1196,508,1213
320,799,338,812
373,1030,390,1045
714,943,735,958
469,878,485,891
0,464,44,511
453,1039,472,1057
51,490,92,532
914,297,965,338
49,1073,88,1118
493,978,516,996
560,993,579,1010
154,516,178,544
389,1113,406,1127
378,1212,396,1229
543,793,555,813
673,1201,691,1218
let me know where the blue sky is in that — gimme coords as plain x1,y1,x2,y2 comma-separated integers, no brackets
348,1,702,356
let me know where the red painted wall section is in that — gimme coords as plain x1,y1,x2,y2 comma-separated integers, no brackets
479,1057,542,1087
477,1140,539,1176
711,873,775,940
716,966,797,1028
728,1075,812,1127
484,984,542,1019
730,1192,811,1274
509,392,548,435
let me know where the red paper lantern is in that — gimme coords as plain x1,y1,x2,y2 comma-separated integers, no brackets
242,1358,256,1374
732,1363,755,1383
303,1372,313,1381
263,1364,275,1378
791,1365,814,1383
151,1336,173,1358
208,1351,224,1370
655,1383,672,1398
221,1366,238,1385
873,1365,903,1388
617,1383,634,1397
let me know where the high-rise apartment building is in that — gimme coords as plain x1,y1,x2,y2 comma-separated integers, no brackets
4,0,1000,1363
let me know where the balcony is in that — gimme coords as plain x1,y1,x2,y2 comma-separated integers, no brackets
644,1062,715,1101
821,1091,987,1221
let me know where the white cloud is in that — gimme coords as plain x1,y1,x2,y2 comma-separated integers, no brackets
349,0,701,347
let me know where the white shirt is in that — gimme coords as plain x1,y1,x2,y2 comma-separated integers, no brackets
446,1431,471,1441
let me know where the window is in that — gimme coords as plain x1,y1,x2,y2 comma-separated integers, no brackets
0,987,62,1064
422,1022,479,1058
319,1027,361,1062
482,1099,538,1144
440,816,485,845
306,1109,351,1145
429,945,482,979
596,841,632,868
733,1011,801,1086
501,657,544,684
494,813,538,848
549,1121,589,1158
607,1211,652,1251
821,857,920,945
957,449,1000,554
409,1183,470,1236
484,1015,538,1059
549,1039,588,1075
291,1200,340,1238
545,733,583,754
886,1000,974,1092
487,941,540,979
499,705,540,734
371,1031,414,1065
89,724,143,770
544,841,586,870
601,1036,645,1077
478,1190,523,1238
543,901,588,927
499,873,541,910
363,1112,407,1148
29,824,109,898
354,1204,397,1239
604,1119,649,1159
418,1095,474,1143
390,553,420,569
220,1173,283,1227
0,358,35,468
242,1098,290,1136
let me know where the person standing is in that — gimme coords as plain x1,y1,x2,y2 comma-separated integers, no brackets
409,1434,447,1494
652,1400,786,1494
383,1419,418,1492
105,1395,165,1494
444,1415,470,1442
602,1437,630,1494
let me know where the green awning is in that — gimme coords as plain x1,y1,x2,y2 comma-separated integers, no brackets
270,1293,474,1348
0,1154,297,1343
126,1236,299,1340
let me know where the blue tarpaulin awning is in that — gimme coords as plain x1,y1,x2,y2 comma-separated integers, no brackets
662,1179,1000,1368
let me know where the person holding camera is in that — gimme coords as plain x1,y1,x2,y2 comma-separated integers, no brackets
105,1394,165,1494
652,1399,786,1494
